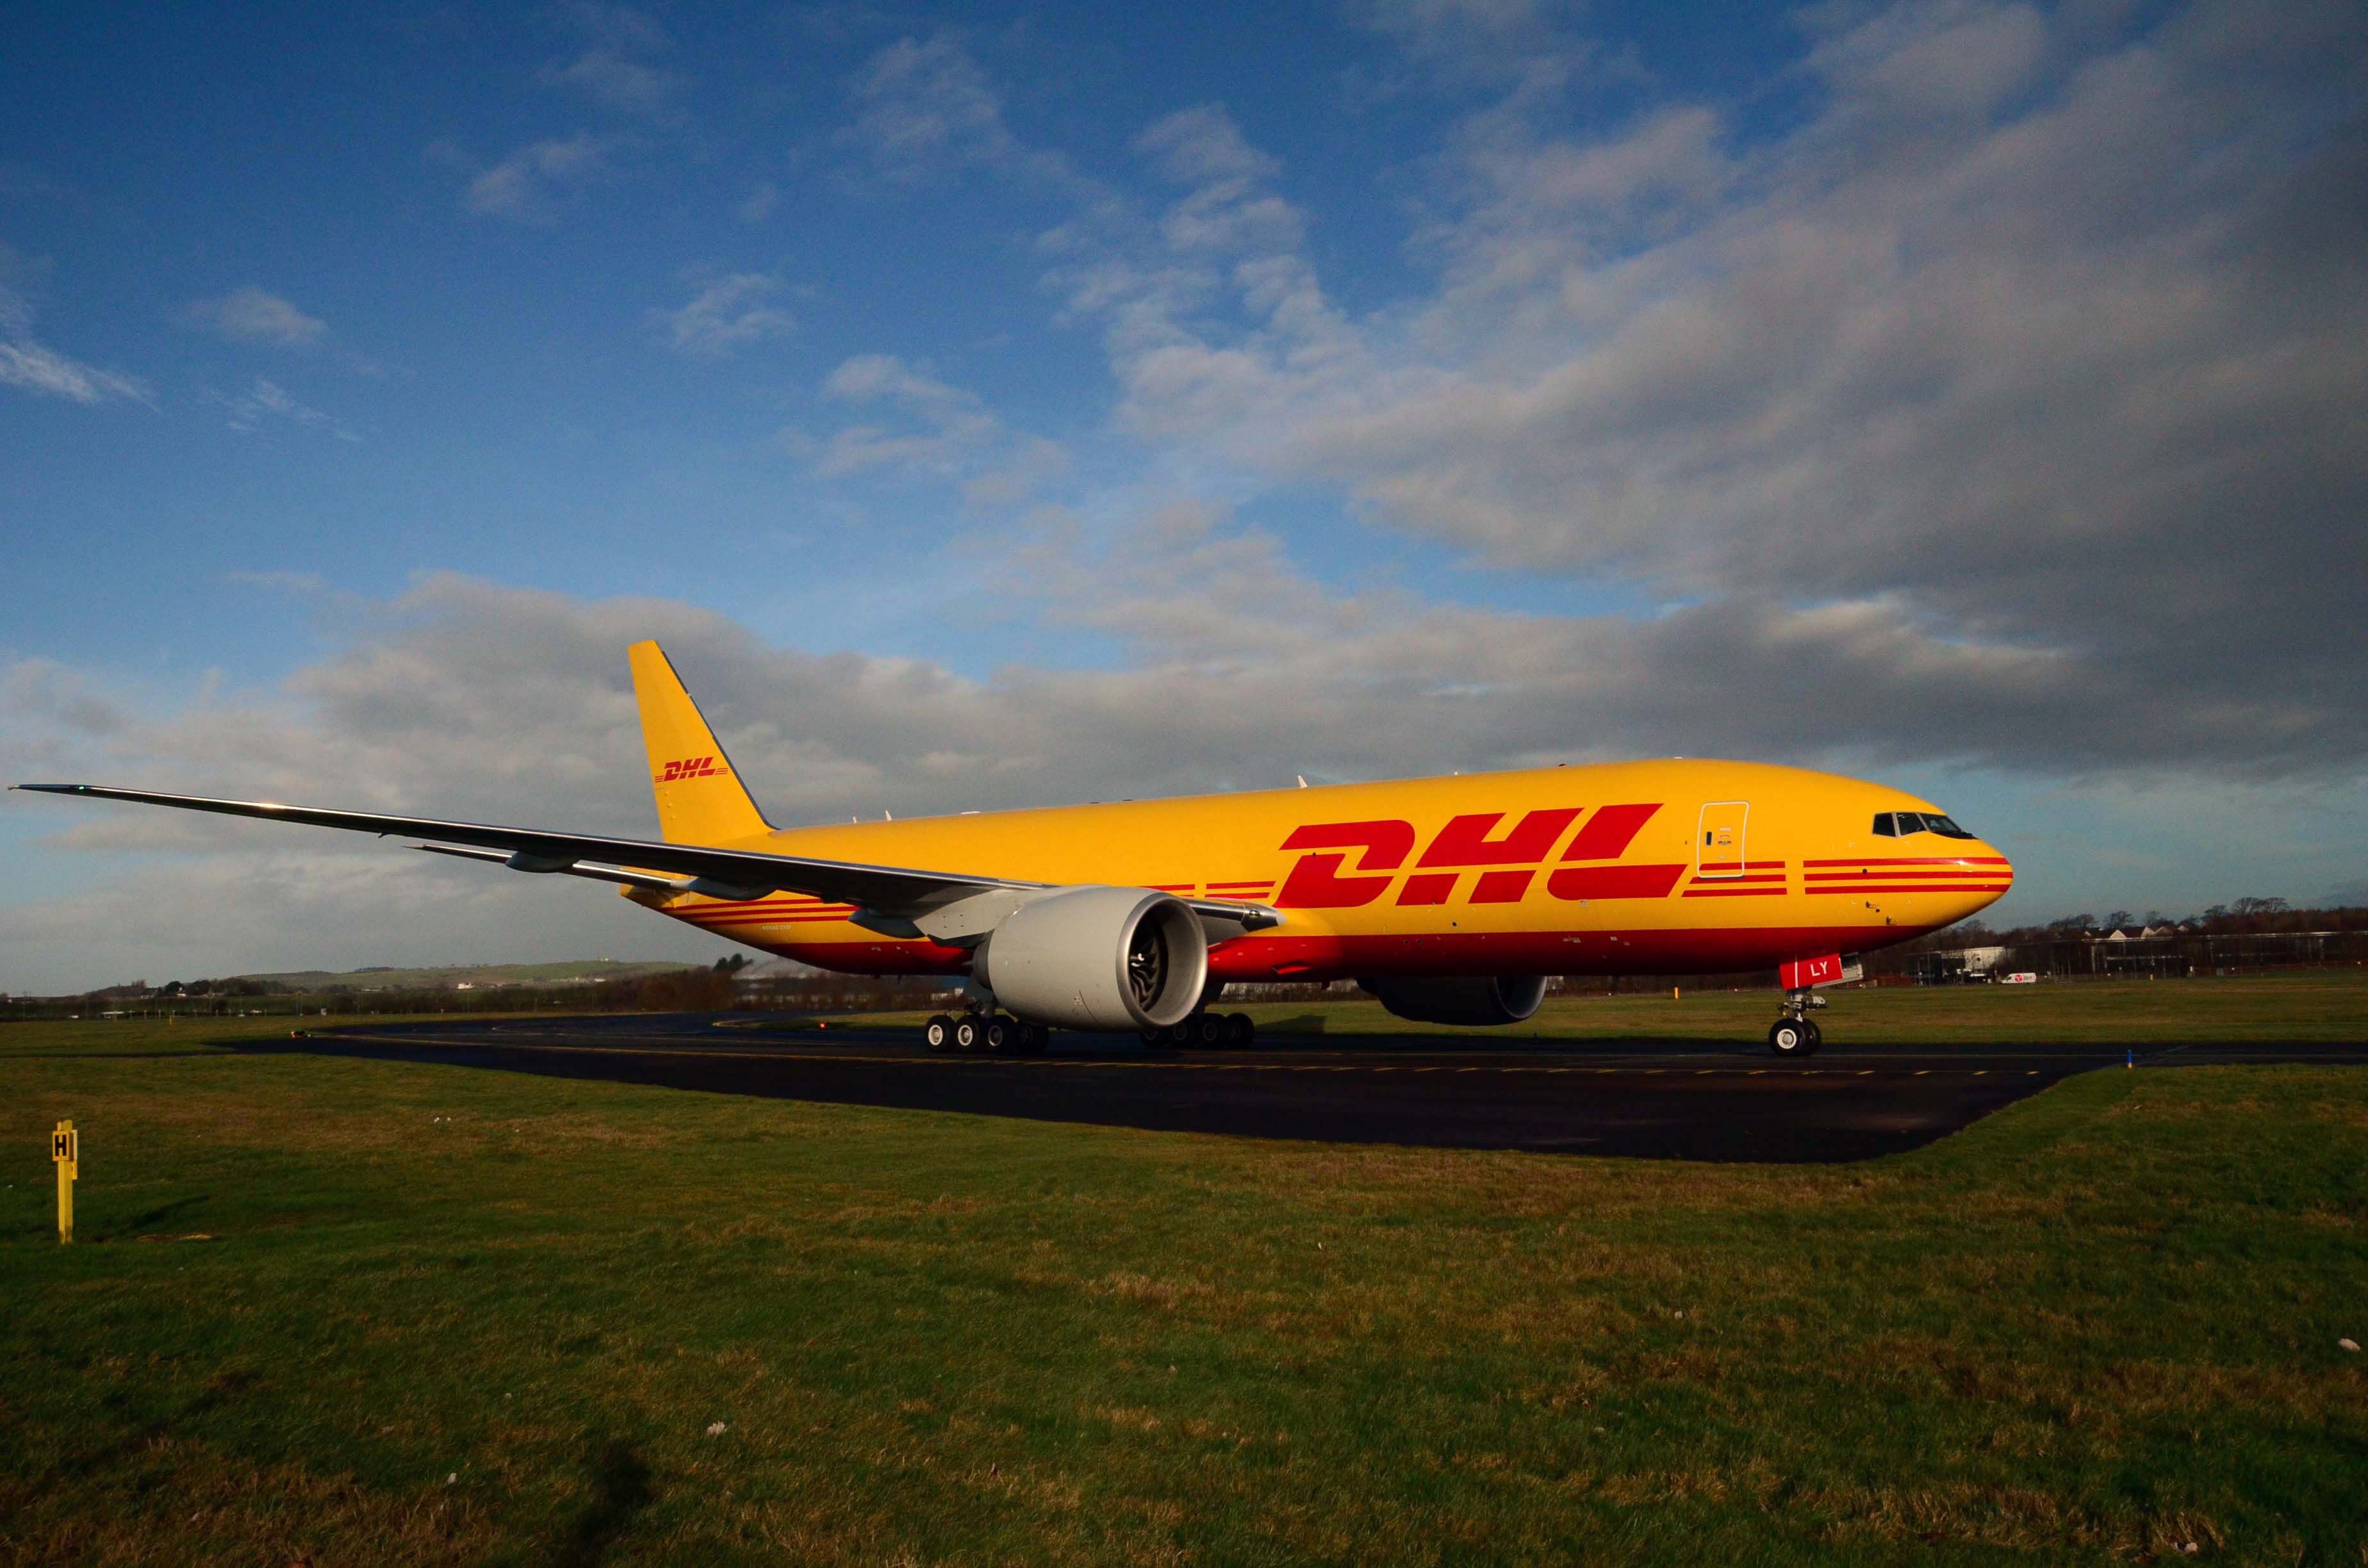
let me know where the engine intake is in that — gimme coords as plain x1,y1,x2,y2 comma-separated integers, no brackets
1358,974,1547,1027
974,886,1208,1031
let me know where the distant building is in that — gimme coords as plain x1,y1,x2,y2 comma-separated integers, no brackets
1904,945,2009,984
734,957,823,995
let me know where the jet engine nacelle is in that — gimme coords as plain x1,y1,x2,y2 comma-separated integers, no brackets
1358,974,1547,1027
974,886,1208,1031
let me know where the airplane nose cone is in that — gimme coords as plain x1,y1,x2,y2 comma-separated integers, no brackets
1961,840,2014,914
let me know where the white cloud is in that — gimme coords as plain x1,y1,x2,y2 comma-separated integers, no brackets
1134,105,1280,187
206,376,358,441
541,52,680,115
963,436,1071,509
456,133,613,222
649,272,795,356
1030,104,1353,453
813,353,998,474
1135,106,1304,256
840,34,1021,183
539,3,682,116
0,339,151,405
188,286,328,347
4,657,131,739
804,354,1066,503
0,249,151,405
1345,0,1605,96
1033,0,2368,774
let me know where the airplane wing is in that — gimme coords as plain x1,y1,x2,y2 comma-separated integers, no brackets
12,783,1278,935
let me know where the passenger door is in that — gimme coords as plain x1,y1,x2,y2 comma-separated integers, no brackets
1695,801,1748,879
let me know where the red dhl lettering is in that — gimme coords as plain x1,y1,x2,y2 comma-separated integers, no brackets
1274,820,1415,908
656,755,726,783
1276,804,1682,908
1418,808,1581,868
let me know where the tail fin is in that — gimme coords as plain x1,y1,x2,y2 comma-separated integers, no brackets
627,641,772,845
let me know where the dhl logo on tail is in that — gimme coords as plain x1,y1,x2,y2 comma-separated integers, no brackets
656,755,728,783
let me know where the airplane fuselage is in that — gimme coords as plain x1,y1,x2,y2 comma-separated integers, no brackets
633,757,2012,981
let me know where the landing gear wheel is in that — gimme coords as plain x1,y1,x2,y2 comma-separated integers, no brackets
923,1013,954,1054
1768,1018,1814,1058
1190,1013,1226,1049
1224,1012,1254,1047
1801,1018,1822,1054
1140,1027,1167,1050
1163,1020,1194,1049
1015,1019,1049,1055
985,1015,1021,1055
953,1014,985,1054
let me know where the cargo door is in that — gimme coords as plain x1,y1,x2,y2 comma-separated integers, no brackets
1696,801,1748,879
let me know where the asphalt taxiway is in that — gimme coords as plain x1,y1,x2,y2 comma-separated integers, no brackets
265,1017,2367,1163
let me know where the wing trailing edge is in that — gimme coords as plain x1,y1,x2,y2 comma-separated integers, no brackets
12,783,1279,938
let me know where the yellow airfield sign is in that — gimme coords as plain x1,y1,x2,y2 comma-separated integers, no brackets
53,1119,78,1243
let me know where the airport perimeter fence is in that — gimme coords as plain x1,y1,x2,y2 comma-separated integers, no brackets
1903,929,2368,983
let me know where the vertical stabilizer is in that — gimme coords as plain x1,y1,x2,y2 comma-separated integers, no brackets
627,641,772,845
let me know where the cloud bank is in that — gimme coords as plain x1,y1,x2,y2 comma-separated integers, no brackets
863,6,2368,776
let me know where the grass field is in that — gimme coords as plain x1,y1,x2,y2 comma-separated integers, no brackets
3,977,2365,1565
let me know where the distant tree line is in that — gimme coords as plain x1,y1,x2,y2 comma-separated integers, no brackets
1895,900,2365,956
13,899,2362,1022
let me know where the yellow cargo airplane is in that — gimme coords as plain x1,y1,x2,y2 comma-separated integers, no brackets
17,641,2011,1056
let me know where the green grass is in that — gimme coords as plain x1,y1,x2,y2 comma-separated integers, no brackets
3,999,2365,1565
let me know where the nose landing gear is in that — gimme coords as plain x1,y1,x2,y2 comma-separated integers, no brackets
1768,989,1825,1057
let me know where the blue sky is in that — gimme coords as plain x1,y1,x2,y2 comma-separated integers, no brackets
3,0,2364,991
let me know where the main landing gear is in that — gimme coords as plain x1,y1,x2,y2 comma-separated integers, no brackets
924,1011,1049,1056
1140,1011,1256,1050
1768,989,1827,1057
918,1009,1258,1054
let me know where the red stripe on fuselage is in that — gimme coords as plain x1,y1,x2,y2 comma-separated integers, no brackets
750,924,1939,984
1807,884,2010,895
1803,856,2011,867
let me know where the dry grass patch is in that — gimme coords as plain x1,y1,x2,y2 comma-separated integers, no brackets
0,1433,497,1567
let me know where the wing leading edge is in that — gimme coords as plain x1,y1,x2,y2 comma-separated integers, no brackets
10,783,1279,936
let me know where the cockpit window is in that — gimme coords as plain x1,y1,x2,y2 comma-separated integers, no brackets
1877,810,1977,840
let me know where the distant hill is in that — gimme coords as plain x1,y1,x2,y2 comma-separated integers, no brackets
227,960,707,992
